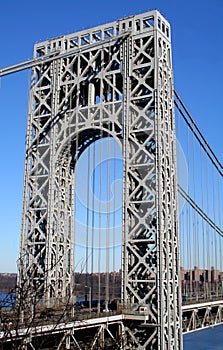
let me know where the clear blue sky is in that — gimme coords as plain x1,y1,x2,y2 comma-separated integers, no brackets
0,0,222,273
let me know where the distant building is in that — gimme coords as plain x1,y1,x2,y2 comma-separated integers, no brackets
181,266,222,284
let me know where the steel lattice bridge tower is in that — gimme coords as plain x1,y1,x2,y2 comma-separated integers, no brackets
18,10,181,349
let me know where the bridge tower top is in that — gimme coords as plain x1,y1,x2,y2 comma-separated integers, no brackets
34,10,171,54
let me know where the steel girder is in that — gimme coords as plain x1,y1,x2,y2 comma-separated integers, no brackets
182,300,223,332
19,10,181,349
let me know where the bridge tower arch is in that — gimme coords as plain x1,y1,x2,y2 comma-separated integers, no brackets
19,10,182,349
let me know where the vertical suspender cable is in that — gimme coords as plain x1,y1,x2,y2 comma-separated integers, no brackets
73,126,78,288
206,154,210,298
105,136,111,311
85,145,91,302
91,138,96,302
186,125,192,295
181,210,185,296
192,127,198,296
218,173,222,297
98,132,103,313
200,145,206,296
112,138,116,300
212,166,217,294
186,201,190,297
177,103,184,271
177,103,185,296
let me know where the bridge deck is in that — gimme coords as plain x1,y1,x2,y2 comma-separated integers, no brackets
1,300,223,342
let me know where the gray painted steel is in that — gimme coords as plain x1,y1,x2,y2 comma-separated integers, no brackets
19,10,182,349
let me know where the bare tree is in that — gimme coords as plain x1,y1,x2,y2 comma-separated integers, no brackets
0,256,79,350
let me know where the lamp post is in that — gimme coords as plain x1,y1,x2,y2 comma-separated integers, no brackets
85,286,92,313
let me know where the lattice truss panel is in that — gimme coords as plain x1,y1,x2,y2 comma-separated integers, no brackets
19,10,181,349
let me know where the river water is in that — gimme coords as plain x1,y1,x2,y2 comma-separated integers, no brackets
183,324,223,349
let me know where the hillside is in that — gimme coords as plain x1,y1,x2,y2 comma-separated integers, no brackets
0,273,17,292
